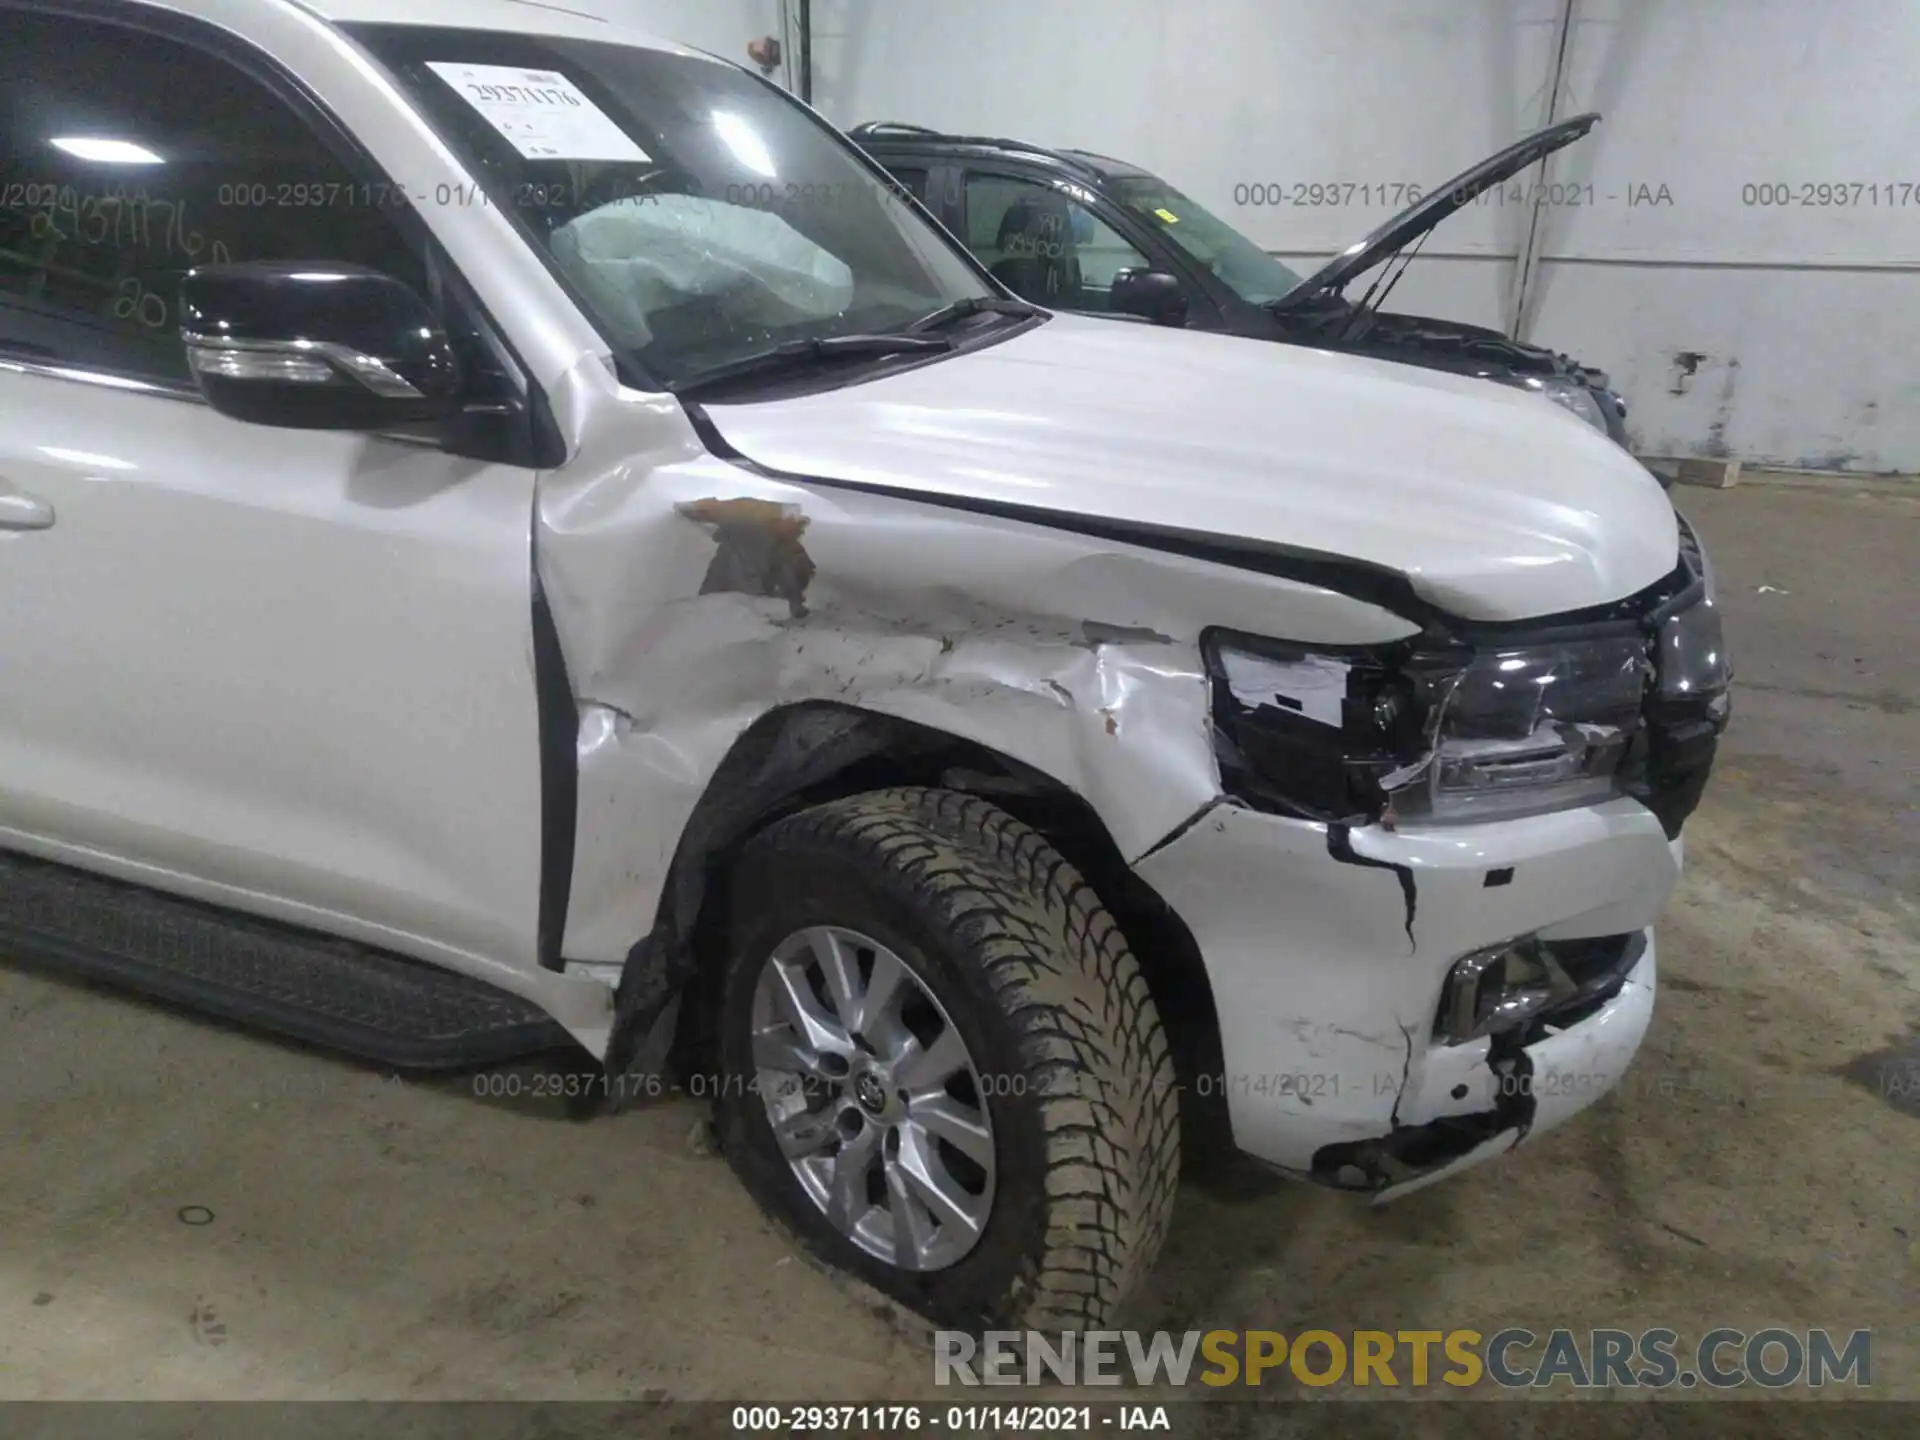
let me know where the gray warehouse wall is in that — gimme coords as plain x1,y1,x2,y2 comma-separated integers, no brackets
801,0,1920,473
576,0,785,70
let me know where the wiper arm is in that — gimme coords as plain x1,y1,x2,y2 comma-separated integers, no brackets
666,298,1031,397
669,332,951,396
908,295,1043,331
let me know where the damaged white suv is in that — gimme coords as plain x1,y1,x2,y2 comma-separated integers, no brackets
0,0,1729,1328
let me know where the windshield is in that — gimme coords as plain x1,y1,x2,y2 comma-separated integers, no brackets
347,25,994,388
1109,177,1305,306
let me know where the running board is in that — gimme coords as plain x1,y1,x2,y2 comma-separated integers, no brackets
0,850,573,1069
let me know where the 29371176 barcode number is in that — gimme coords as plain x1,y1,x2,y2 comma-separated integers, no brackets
732,1405,922,1431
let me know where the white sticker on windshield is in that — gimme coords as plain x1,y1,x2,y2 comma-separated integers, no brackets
426,63,650,162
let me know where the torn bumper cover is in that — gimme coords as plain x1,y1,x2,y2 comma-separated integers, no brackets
1134,524,1723,1192
1133,797,1672,1197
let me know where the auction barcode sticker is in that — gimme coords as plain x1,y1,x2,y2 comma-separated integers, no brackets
426,62,649,162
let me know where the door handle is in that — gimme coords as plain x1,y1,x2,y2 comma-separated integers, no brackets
0,480,54,531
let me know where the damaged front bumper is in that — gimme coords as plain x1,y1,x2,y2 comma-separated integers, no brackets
1133,795,1673,1198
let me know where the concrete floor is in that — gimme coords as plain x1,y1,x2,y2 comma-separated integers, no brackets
1,479,1915,1408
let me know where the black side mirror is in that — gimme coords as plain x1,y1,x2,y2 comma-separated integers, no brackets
179,262,461,431
1110,267,1189,327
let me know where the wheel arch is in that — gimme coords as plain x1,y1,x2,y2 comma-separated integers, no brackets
600,700,1223,1131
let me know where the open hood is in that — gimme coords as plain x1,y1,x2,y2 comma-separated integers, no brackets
699,314,1677,624
1273,112,1600,309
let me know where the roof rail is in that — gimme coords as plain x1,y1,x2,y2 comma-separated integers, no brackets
847,124,1109,186
847,121,945,139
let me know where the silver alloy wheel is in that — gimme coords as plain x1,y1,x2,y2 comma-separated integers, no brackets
749,926,996,1271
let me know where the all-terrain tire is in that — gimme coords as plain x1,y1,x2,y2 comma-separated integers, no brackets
713,786,1180,1330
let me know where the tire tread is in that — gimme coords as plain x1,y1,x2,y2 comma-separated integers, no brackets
745,786,1179,1328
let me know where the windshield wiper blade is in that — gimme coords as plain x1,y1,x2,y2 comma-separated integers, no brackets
669,332,951,396
907,296,1043,331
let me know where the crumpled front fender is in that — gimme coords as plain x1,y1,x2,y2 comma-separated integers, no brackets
532,383,1416,973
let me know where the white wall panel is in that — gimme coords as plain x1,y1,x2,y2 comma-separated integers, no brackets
1544,0,1920,266
1532,264,1920,470
1521,0,1920,465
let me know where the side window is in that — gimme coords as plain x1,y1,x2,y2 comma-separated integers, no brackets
884,166,930,202
0,12,428,383
962,172,1149,312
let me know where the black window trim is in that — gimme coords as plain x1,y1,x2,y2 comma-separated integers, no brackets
862,135,1255,318
0,0,549,457
1093,176,1264,326
867,146,1234,330
956,161,1171,312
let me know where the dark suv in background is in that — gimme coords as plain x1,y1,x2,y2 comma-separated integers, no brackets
851,115,1637,453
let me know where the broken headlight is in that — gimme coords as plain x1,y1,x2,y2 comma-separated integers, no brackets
1656,511,1731,701
1396,636,1651,822
1207,516,1729,833
1631,511,1731,835
1206,630,1652,826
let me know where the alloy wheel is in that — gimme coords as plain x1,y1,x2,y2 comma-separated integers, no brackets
748,926,996,1271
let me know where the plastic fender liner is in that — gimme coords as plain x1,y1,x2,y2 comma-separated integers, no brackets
597,703,905,1094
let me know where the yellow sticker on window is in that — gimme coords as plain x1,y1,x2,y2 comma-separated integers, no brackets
1154,207,1180,223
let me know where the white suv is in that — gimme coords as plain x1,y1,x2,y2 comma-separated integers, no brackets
0,0,1729,1329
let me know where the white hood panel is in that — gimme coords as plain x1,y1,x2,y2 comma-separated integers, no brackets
703,317,1678,622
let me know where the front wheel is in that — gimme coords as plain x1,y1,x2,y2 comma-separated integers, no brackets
714,787,1179,1330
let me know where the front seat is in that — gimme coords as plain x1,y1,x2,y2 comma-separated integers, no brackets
988,193,1083,308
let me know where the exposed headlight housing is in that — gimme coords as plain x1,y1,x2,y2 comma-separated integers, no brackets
1395,636,1650,823
1635,510,1731,832
1206,510,1731,833
1658,510,1729,697
1519,374,1610,435
1208,632,1649,826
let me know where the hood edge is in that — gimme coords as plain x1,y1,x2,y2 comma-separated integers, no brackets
682,402,1684,637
